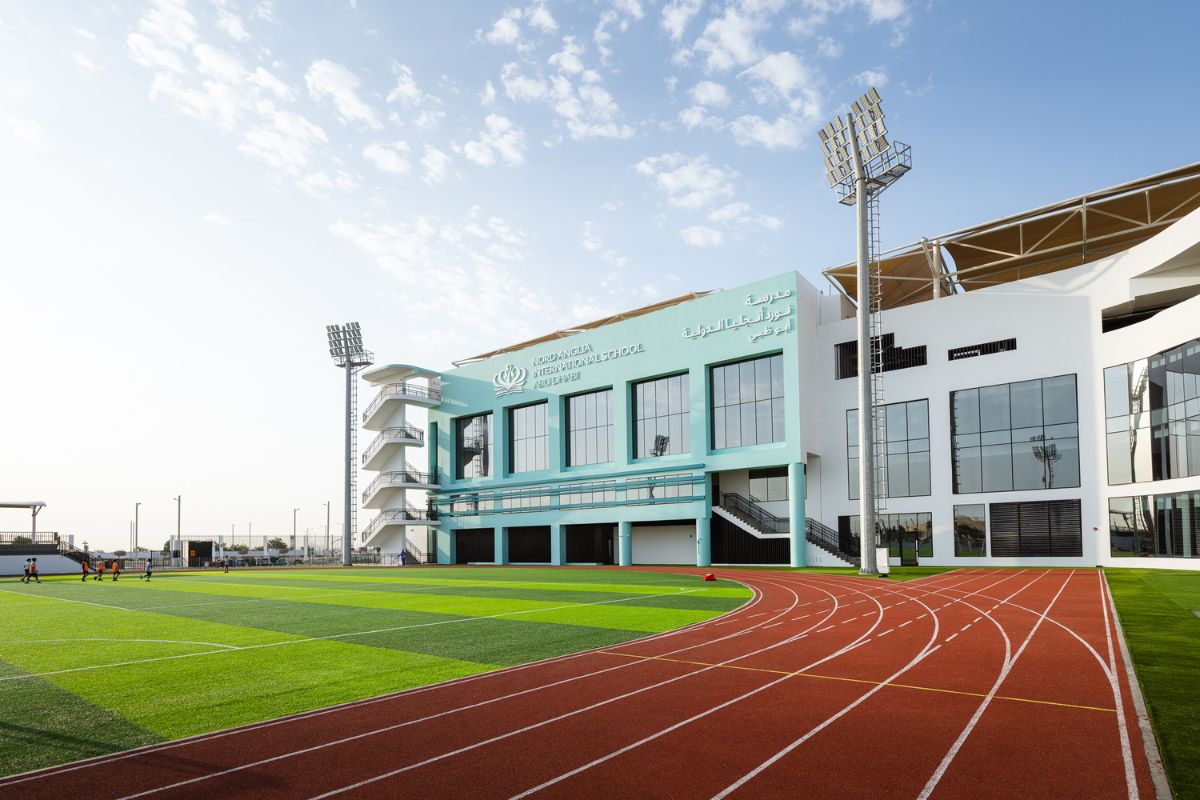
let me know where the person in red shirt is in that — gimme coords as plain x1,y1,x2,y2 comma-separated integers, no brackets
111,560,121,581
81,560,90,582
94,561,105,581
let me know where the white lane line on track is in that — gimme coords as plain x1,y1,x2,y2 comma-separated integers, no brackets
791,615,809,621
118,580,840,800
817,626,835,632
878,629,893,636
1098,572,1139,800
0,588,711,684
763,622,783,629
899,620,912,628
710,570,1047,800
915,570,1074,800
945,633,958,642
0,580,774,789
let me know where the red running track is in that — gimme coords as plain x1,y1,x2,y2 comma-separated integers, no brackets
0,568,1157,800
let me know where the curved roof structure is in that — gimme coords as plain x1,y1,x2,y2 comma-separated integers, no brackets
824,162,1200,310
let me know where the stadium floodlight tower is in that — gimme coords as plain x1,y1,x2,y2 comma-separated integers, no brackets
326,322,374,567
818,87,912,576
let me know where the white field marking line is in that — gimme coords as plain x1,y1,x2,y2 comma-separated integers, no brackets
916,570,1076,800
363,579,887,800
879,629,893,636
110,579,823,800
1098,571,1139,800
714,569,1046,800
510,579,911,800
0,638,238,650
132,590,390,611
0,578,769,789
946,633,958,642
0,588,713,684
0,588,132,611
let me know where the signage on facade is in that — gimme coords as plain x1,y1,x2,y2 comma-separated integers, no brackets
530,343,646,389
492,364,527,396
681,289,795,343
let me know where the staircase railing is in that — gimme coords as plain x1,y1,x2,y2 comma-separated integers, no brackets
362,382,441,422
718,492,789,534
805,517,860,563
362,425,425,465
362,466,438,503
362,504,439,541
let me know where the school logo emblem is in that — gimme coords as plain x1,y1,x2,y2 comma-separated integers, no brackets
492,363,527,397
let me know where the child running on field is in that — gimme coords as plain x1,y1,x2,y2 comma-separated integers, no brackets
21,559,30,583
94,561,105,581
27,559,39,583
111,560,121,581
81,560,90,582
141,560,153,581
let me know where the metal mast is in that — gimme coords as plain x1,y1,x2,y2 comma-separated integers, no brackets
818,88,912,576
326,322,374,567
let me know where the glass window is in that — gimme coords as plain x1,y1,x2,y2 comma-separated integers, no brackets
711,354,785,449
634,374,690,458
951,375,1079,494
954,504,987,557
566,388,613,467
1104,338,1200,485
455,413,493,479
749,467,789,502
509,403,548,474
843,512,933,558
847,399,930,499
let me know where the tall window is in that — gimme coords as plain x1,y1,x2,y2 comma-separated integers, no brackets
749,467,788,502
633,373,690,458
567,388,613,467
951,374,1079,494
847,399,930,499
509,403,548,473
711,354,785,449
990,499,1081,557
953,504,986,557
455,413,492,479
838,513,932,558
1104,337,1200,485
1110,491,1200,558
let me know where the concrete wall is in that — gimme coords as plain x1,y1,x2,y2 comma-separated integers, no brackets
1,554,80,576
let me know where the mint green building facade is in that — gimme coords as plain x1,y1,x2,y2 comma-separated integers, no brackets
425,272,820,568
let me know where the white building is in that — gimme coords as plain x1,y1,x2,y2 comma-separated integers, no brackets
361,163,1200,570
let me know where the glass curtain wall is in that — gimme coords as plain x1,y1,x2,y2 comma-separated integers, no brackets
711,354,786,449
509,402,548,473
633,373,690,458
953,504,987,557
847,399,930,499
455,413,493,479
951,375,1080,493
1109,491,1200,558
566,388,613,467
1104,337,1200,485
838,513,933,557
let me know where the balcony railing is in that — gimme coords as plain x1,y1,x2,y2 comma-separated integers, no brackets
363,466,439,502
361,504,438,541
362,382,441,422
361,425,425,465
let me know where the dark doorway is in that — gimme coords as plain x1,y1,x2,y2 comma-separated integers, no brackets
185,540,213,568
565,524,614,564
455,529,495,564
507,526,551,563
899,534,918,566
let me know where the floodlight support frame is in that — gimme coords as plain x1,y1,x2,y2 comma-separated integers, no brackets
847,113,880,577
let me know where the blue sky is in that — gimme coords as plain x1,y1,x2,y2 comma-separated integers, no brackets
1,0,1196,547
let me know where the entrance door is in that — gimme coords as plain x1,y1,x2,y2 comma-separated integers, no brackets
899,534,919,566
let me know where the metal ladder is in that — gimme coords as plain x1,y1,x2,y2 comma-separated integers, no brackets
867,192,887,513
350,368,361,543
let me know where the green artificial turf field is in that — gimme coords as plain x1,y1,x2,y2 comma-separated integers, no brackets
1106,568,1200,800
0,566,750,778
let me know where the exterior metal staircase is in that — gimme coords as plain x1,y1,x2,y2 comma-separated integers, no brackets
713,493,859,565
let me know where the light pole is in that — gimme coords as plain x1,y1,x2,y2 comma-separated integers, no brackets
292,507,299,552
326,322,373,567
134,502,141,552
173,495,182,566
325,500,331,557
818,87,911,576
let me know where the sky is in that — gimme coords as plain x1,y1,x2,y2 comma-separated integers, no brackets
1,0,1196,550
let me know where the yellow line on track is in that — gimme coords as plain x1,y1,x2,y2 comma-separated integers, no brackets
602,651,1116,714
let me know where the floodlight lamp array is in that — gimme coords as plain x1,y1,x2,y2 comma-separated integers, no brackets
326,321,373,367
818,87,892,188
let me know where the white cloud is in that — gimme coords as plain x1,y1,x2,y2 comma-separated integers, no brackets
707,201,750,224
216,8,249,41
729,113,804,149
692,8,765,72
581,220,602,252
689,80,729,107
386,63,426,106
611,0,644,19
816,35,843,58
463,113,526,167
5,116,42,142
203,211,232,226
855,67,888,88
481,80,496,106
362,140,411,174
249,67,293,100
238,108,328,174
297,169,359,197
527,2,558,33
421,144,451,185
680,225,724,247
73,52,98,71
661,0,702,41
484,8,522,45
678,105,722,131
501,62,548,101
72,27,97,40
862,0,907,23
634,153,735,209
549,36,586,75
304,59,382,129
